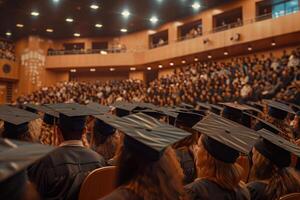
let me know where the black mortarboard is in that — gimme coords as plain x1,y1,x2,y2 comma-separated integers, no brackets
86,102,110,114
193,113,259,163
175,110,204,128
264,100,295,120
247,101,264,112
220,102,261,127
95,113,191,161
0,138,54,199
243,112,281,134
26,104,59,126
255,129,300,168
22,104,40,113
209,104,223,115
112,101,138,117
180,103,194,109
45,103,101,133
196,102,211,110
0,105,40,139
139,109,166,119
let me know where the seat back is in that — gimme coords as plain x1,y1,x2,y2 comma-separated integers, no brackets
79,166,117,200
280,193,300,200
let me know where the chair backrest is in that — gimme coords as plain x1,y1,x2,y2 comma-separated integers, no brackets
280,193,300,200
79,166,117,200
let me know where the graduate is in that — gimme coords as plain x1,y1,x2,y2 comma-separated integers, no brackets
247,129,300,200
185,113,259,200
28,103,106,200
0,105,40,142
0,138,54,200
99,113,191,200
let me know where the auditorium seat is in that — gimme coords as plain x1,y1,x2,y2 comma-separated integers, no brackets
78,166,117,200
280,193,300,200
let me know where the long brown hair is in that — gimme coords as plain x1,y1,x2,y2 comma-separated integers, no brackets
94,133,121,160
195,135,244,190
116,146,186,200
251,147,300,200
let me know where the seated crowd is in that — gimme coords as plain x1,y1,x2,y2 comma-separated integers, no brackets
0,47,299,200
0,39,16,61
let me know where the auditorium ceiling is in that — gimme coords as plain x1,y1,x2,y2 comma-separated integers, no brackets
0,0,233,40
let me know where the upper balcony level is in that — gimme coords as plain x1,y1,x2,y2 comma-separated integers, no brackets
45,7,300,69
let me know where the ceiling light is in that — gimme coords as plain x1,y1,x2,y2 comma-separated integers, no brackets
150,16,158,24
192,2,201,10
122,10,130,17
208,55,212,59
224,51,229,56
271,41,276,46
170,62,174,66
158,64,163,68
147,67,152,70
130,67,136,71
100,50,108,55
181,60,186,64
16,24,24,28
90,68,96,72
248,46,252,51
194,57,199,62
73,33,80,37
120,28,128,33
53,0,60,3
70,69,76,73
110,68,115,71
90,4,99,9
46,29,54,33
95,23,103,28
31,11,39,16
5,32,11,36
66,18,74,23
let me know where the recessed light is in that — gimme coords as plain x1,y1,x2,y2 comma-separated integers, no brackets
122,10,130,17
95,23,103,28
31,11,39,16
208,55,212,59
158,64,163,68
271,41,276,46
130,67,136,71
53,0,60,2
100,50,108,55
192,2,201,10
170,62,174,66
66,18,74,23
16,23,23,27
90,68,96,72
248,46,252,51
147,67,152,70
120,28,128,33
150,16,158,24
110,68,115,71
70,69,76,73
224,51,229,56
194,57,199,62
181,60,186,64
73,33,80,37
46,29,54,33
6,32,11,36
90,4,99,9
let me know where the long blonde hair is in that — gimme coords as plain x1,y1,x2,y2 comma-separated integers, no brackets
195,135,244,190
251,147,300,200
118,147,186,200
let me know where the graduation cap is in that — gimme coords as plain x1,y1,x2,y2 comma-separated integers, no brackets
175,110,204,128
255,129,300,168
112,101,138,117
243,112,282,134
26,104,59,125
264,100,295,120
95,113,191,161
86,102,110,114
45,103,102,133
193,113,259,163
22,104,40,113
0,138,54,199
209,104,223,115
247,101,264,112
196,102,211,110
0,105,40,138
180,103,194,109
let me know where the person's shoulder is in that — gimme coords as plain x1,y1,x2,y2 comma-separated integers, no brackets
246,181,267,200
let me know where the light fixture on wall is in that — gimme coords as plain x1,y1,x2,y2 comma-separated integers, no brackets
147,67,152,70
90,68,96,72
224,51,229,56
169,62,174,66
70,69,77,73
181,60,186,64
208,54,212,59
271,40,276,46
130,67,136,71
158,64,163,68
247,46,252,51
194,57,199,62
110,68,115,71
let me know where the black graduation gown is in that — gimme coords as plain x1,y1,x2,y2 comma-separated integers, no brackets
246,181,267,200
101,187,141,200
185,179,250,200
28,145,106,200
176,147,197,184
